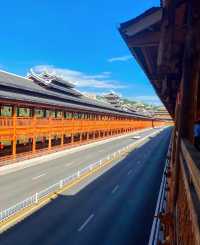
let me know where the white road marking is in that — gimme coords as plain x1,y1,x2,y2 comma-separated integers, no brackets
65,162,74,167
128,170,133,175
132,135,141,139
78,214,94,232
32,173,46,180
112,185,119,194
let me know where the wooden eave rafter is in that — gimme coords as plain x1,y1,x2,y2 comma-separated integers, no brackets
120,3,188,118
142,47,156,76
156,1,187,117
127,31,160,48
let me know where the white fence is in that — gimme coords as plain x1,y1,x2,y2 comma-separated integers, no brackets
0,128,163,223
0,147,128,222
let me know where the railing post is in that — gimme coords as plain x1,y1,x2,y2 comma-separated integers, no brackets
48,134,51,150
12,105,17,160
71,133,74,145
59,179,63,189
32,108,36,154
35,192,38,204
80,133,82,143
48,116,52,151
61,111,64,147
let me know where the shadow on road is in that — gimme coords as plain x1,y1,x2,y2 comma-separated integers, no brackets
0,128,172,245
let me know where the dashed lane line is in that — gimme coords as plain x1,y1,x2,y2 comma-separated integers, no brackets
78,214,94,232
32,173,46,181
65,163,74,167
112,185,119,194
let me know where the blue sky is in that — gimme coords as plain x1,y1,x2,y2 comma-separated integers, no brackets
0,0,161,104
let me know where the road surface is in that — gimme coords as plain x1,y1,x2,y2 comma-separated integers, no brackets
0,127,171,245
0,128,158,210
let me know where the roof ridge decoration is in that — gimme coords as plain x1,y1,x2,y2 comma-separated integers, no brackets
0,68,151,118
28,68,75,88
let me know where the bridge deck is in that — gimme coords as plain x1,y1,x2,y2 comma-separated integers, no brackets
0,128,171,245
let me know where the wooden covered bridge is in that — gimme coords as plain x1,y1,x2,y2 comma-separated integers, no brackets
120,0,200,244
0,69,168,165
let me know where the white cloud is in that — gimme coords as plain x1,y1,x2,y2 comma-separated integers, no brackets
33,65,125,89
108,55,132,63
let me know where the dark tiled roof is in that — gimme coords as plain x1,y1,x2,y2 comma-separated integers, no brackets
0,89,147,118
0,70,151,119
120,7,160,29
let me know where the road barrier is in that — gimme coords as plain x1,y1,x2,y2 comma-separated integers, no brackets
148,137,172,245
0,128,164,224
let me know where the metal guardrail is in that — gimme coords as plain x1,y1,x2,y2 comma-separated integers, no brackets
0,128,164,223
0,147,127,222
148,141,171,245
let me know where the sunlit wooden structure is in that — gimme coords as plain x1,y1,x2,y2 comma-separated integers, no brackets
103,91,121,108
153,108,172,120
120,0,200,244
0,69,168,165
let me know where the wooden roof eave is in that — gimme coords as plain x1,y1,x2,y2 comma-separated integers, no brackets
119,8,163,82
119,6,181,118
155,1,187,117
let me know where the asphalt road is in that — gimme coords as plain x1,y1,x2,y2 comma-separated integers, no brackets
0,128,158,210
0,127,171,245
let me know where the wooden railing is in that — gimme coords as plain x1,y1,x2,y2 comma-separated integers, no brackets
16,117,33,127
0,117,13,127
0,116,161,140
0,116,169,164
176,139,200,244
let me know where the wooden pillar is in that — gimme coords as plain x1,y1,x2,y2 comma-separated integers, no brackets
61,111,64,147
48,134,51,150
172,2,200,212
71,133,74,144
12,105,17,159
152,119,154,128
32,108,36,154
178,2,200,143
80,133,82,143
48,115,52,150
61,134,64,147
72,115,75,144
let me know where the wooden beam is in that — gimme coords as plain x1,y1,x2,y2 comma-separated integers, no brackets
142,47,155,75
181,139,200,201
179,148,200,244
127,31,160,47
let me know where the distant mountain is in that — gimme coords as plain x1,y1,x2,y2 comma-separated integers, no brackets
120,98,163,110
